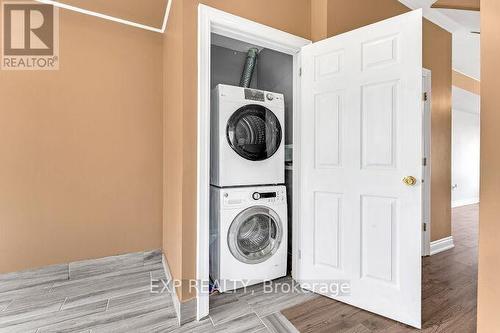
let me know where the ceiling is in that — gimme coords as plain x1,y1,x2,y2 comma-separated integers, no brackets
399,0,480,80
435,8,480,32
52,0,169,29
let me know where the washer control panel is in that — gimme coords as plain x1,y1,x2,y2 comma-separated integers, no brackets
251,191,283,202
222,187,286,206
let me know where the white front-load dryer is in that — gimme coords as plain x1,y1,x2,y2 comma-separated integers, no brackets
211,84,285,187
210,185,287,292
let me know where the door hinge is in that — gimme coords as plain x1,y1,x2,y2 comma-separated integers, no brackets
423,157,427,166
423,92,428,102
423,223,427,232
298,249,302,260
299,67,302,77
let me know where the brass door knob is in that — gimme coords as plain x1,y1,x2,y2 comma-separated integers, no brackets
403,176,417,186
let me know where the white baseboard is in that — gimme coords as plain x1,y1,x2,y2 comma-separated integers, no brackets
161,254,196,325
161,254,180,322
430,236,455,255
452,198,479,208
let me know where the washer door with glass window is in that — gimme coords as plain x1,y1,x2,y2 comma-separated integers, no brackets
226,104,282,161
227,206,283,264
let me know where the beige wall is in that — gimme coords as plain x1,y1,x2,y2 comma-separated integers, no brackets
477,0,500,330
162,0,184,294
432,0,480,11
423,20,453,241
327,0,452,242
0,8,163,273
311,0,328,42
453,70,481,95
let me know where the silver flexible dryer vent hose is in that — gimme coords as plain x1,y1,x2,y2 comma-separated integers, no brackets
240,47,259,88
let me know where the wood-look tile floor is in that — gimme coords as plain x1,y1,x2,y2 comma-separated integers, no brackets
0,251,312,332
282,204,479,333
207,276,317,332
0,250,181,333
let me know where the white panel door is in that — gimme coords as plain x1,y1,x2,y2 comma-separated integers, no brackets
298,10,423,328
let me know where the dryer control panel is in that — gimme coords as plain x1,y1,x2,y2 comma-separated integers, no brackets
244,88,265,102
216,84,284,109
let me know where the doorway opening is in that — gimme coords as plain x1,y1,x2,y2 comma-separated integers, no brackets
196,4,309,320
451,86,480,209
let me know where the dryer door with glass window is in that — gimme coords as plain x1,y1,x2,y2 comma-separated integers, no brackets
226,104,282,161
227,206,283,264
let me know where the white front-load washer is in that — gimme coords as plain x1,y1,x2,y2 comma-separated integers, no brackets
210,185,287,292
211,84,285,187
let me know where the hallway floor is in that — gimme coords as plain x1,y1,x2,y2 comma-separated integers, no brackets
282,204,479,332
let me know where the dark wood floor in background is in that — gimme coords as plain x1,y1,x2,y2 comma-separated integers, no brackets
282,205,478,333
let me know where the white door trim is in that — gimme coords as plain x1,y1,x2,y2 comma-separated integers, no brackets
197,4,310,320
422,68,432,256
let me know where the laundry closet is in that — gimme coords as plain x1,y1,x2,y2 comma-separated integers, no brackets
208,33,294,293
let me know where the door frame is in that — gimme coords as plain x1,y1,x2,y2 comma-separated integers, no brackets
422,68,432,256
197,4,310,320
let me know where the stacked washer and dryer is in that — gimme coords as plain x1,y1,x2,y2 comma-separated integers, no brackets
210,84,288,292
